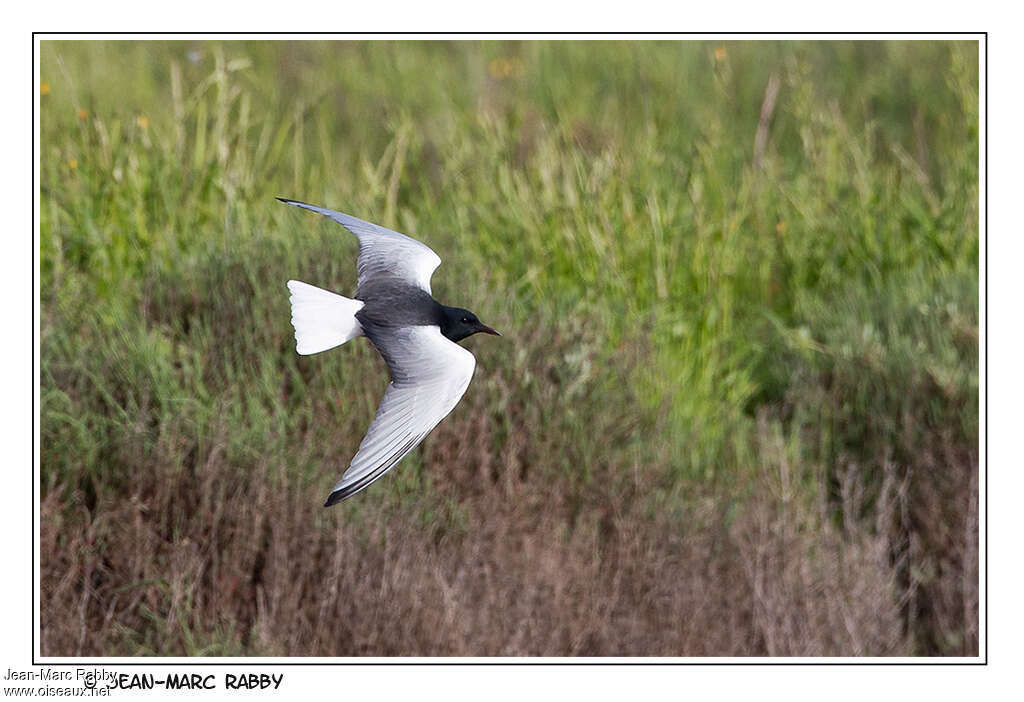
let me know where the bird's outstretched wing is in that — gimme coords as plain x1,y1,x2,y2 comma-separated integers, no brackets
324,326,476,506
277,198,442,294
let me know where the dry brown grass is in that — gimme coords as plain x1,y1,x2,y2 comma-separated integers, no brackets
39,329,977,657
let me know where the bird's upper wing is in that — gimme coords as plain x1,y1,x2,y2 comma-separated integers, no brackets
324,325,476,505
277,198,442,294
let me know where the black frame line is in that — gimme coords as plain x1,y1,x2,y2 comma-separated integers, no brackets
31,30,988,667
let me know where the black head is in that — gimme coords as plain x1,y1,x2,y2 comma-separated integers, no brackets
439,306,501,343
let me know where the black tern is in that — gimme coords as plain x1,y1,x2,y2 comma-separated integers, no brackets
279,198,500,506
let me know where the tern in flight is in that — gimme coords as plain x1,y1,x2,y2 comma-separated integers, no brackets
279,198,500,506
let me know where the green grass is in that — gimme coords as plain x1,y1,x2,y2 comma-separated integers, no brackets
40,40,979,656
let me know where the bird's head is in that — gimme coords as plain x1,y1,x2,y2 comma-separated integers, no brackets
439,306,501,343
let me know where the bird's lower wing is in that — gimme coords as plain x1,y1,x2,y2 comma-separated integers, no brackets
324,326,476,505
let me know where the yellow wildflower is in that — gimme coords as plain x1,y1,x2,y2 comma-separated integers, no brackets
137,115,149,129
487,57,522,80
776,220,787,234
68,158,78,170
77,108,88,121
40,81,50,96
488,58,508,79
714,47,727,62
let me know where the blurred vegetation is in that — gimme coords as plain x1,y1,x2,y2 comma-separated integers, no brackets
39,40,978,656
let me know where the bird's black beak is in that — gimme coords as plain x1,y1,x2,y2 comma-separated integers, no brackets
478,324,501,337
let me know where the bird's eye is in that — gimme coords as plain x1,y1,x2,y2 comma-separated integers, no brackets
461,317,470,323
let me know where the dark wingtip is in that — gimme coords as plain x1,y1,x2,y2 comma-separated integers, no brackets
324,490,346,508
276,196,294,204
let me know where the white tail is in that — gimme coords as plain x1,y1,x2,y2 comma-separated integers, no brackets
286,280,365,355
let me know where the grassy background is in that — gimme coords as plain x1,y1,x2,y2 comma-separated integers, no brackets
40,40,978,656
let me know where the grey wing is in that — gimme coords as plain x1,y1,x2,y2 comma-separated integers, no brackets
324,326,477,505
277,198,442,294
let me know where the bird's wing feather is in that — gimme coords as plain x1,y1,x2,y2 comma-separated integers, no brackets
277,198,442,294
324,326,476,505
